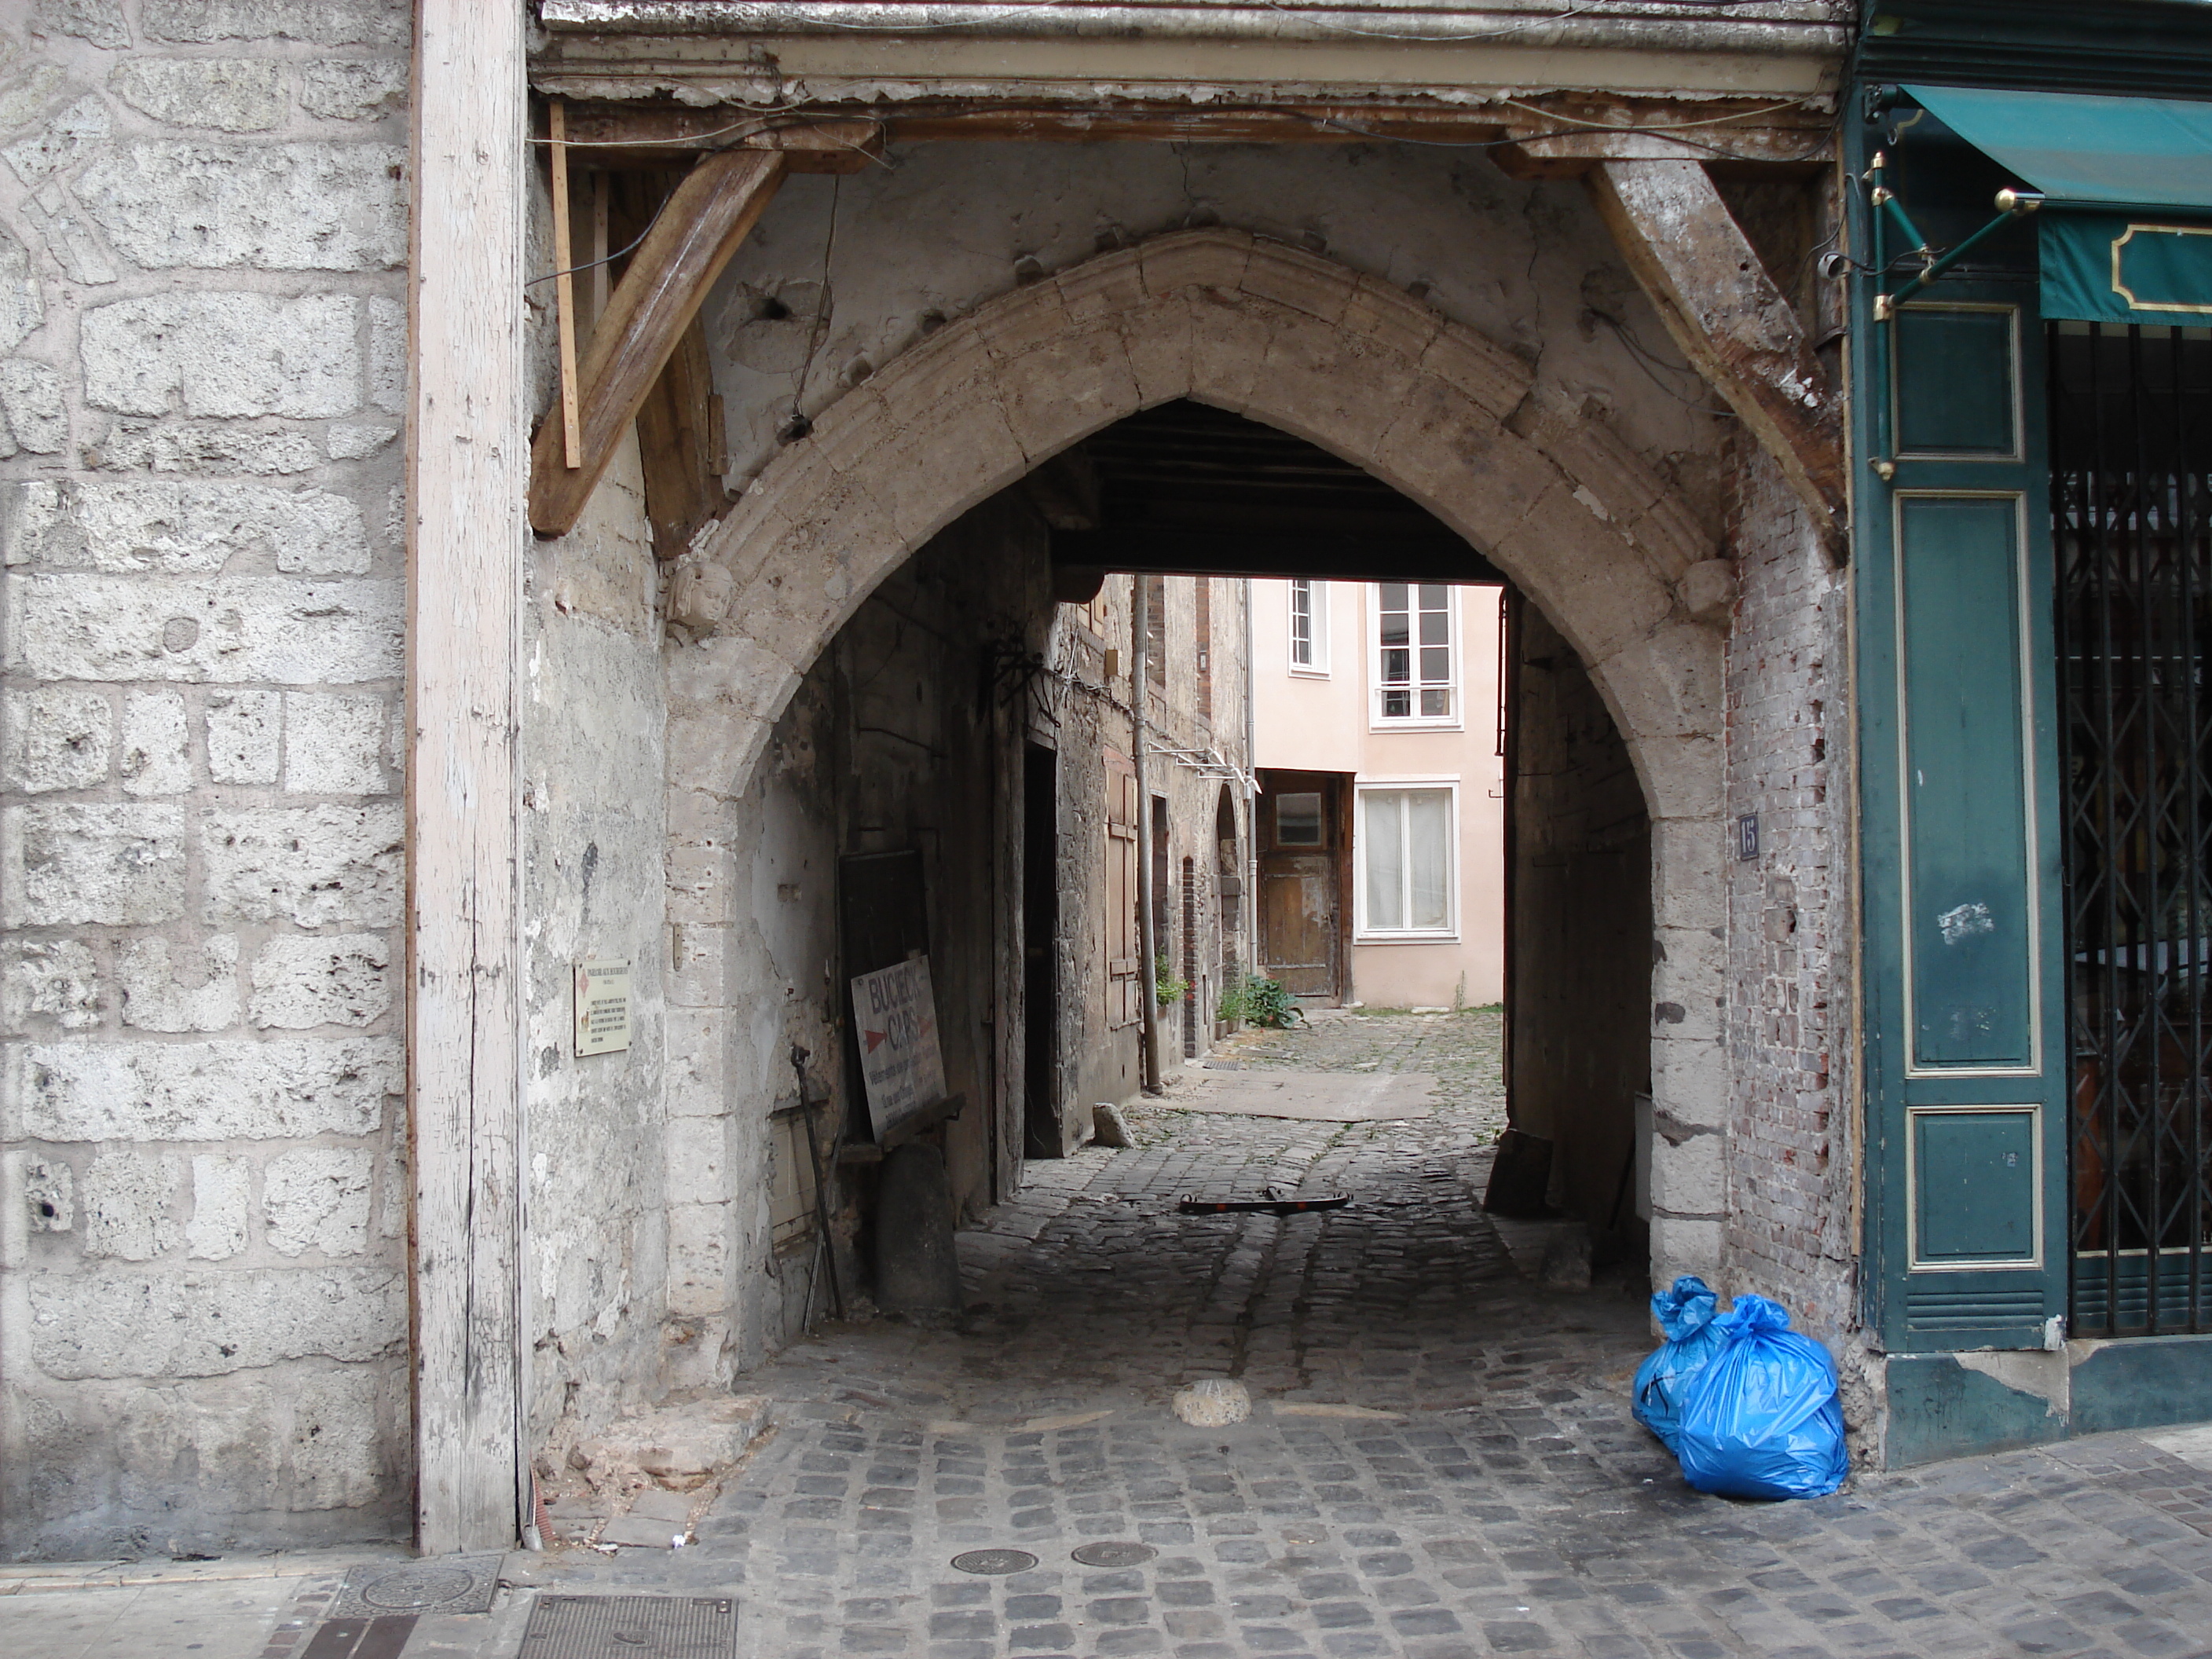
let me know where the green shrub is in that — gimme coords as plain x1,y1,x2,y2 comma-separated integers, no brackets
1236,973,1302,1028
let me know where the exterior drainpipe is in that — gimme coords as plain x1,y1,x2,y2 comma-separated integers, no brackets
1133,574,1163,1095
1243,577,1259,1013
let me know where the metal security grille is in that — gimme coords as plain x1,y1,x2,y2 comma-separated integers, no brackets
2053,320,2212,1337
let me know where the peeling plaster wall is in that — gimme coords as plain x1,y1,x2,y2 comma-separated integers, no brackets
0,1,413,1559
520,427,675,1449
698,142,1731,540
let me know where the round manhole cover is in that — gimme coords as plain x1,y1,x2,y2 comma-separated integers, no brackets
951,1548,1038,1575
359,1566,477,1610
1071,1541,1157,1568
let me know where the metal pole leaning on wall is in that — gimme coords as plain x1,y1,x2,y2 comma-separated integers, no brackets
1133,575,1163,1094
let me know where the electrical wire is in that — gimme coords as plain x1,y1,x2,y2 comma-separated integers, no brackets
526,217,657,287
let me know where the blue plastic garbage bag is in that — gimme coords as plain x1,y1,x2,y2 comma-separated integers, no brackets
1631,1275,1727,1453
1674,1294,1848,1500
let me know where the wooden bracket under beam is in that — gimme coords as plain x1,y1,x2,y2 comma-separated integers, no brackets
548,108,883,172
1586,159,1845,550
529,148,786,538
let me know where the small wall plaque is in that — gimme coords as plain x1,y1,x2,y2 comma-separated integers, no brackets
1738,813,1760,861
573,959,632,1056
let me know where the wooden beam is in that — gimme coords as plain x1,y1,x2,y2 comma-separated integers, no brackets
1586,159,1844,548
633,313,727,560
549,107,882,170
1052,529,1505,588
408,0,529,1556
1492,128,1826,181
551,93,1822,156
529,148,786,537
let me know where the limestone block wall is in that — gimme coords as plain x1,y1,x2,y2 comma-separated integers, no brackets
0,1,412,1558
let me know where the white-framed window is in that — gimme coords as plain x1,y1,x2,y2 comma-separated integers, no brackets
1356,782,1457,939
1370,582,1458,727
1288,578,1329,676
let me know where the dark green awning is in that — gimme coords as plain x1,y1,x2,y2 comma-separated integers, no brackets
1908,85,2212,211
1908,84,2212,322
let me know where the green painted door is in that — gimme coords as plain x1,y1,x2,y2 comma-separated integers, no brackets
1854,149,2068,1352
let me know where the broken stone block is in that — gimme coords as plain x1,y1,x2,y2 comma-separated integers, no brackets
571,1395,768,1495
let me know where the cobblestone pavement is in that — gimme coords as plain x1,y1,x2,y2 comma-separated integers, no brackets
474,1009,2212,1658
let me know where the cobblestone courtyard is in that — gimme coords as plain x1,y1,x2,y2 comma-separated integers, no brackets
492,1011,2212,1659
14,1011,2212,1658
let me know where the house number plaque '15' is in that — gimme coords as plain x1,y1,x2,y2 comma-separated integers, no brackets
573,960,632,1056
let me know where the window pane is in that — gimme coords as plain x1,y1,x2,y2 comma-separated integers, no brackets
1379,611,1409,647
1408,790,1451,928
1417,584,1448,610
1419,646,1450,682
1379,582,1408,611
1420,687,1452,718
1276,792,1323,846
1419,610,1448,646
1381,646,1410,685
1365,793,1404,930
1383,689,1410,718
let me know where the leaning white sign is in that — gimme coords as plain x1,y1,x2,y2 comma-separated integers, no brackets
850,956,947,1140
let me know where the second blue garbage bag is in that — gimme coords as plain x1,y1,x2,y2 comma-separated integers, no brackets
1674,1294,1848,1500
1631,1275,1727,1453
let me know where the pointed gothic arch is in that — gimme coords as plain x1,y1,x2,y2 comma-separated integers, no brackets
668,227,1728,1284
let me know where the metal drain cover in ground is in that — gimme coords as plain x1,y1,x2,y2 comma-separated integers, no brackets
1072,1541,1157,1568
328,1555,503,1619
951,1548,1038,1574
519,1595,736,1657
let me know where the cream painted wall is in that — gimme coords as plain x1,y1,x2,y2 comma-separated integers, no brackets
1253,579,1506,1009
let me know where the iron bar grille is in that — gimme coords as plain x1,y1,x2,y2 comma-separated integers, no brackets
2053,320,2212,1337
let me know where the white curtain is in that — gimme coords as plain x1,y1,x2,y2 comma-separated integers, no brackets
1364,792,1405,930
1363,788,1450,932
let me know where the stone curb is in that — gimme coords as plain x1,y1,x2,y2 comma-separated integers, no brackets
0,1545,405,1595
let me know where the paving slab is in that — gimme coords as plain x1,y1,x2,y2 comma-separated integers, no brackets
1171,1070,1441,1120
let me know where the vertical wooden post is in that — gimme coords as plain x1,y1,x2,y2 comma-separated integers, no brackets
548,100,582,469
408,0,529,1556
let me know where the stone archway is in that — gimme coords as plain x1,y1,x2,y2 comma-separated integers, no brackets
669,227,1727,1287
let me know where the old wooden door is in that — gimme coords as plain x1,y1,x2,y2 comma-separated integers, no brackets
1259,772,1346,1002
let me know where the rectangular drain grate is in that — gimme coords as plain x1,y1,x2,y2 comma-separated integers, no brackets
521,1595,738,1658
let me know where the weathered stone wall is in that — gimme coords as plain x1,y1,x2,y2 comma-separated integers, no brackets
1506,596,1652,1253
1721,441,1858,1356
0,0,412,1557
714,493,1053,1356
518,427,676,1448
